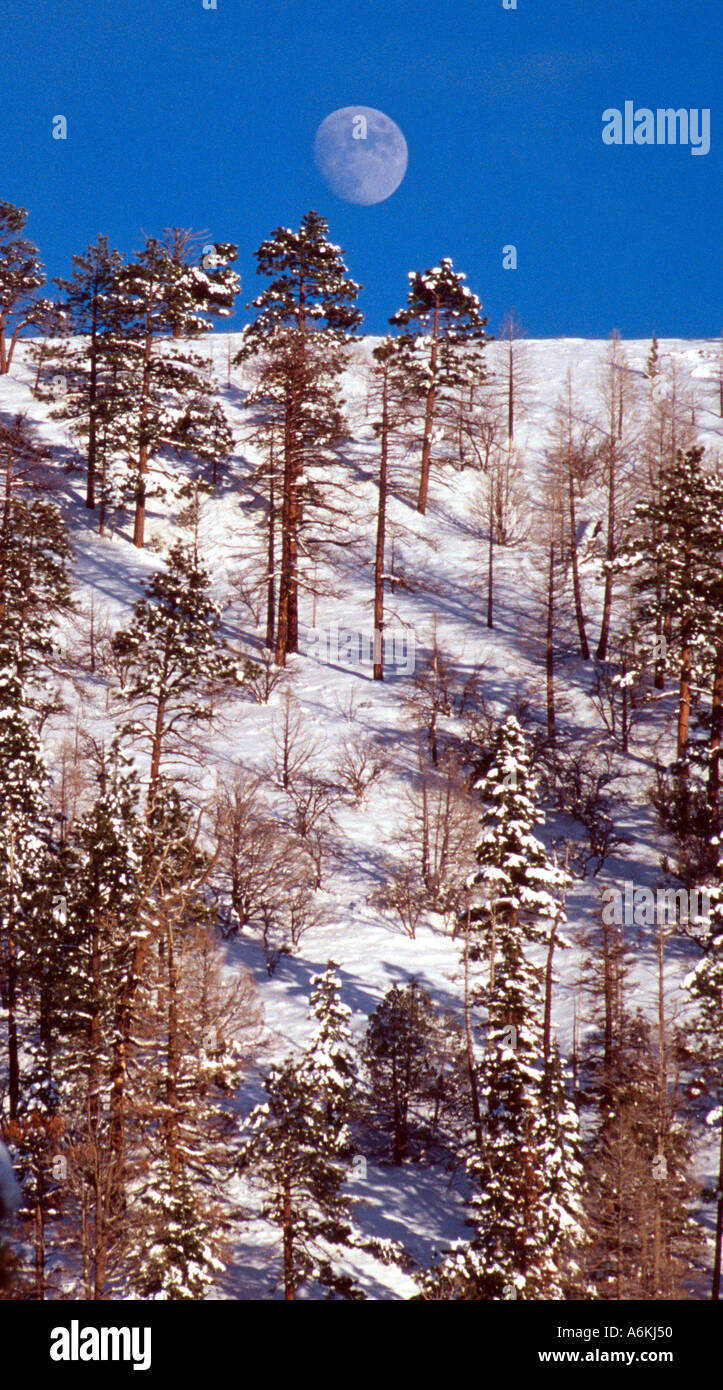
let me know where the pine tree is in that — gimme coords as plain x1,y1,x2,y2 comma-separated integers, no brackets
390,257,489,514
362,980,465,1163
617,446,723,773
105,235,235,547
130,1160,225,1300
34,235,127,512
0,201,45,374
6,1067,65,1299
238,962,364,1299
0,646,53,1123
129,782,256,1273
685,879,723,1297
161,226,240,338
49,762,258,1299
466,716,569,951
646,334,661,382
0,415,74,687
234,211,362,664
298,962,357,1122
583,1003,699,1300
420,716,583,1299
46,751,144,1297
111,540,257,814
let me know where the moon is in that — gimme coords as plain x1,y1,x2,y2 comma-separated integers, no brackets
314,106,408,206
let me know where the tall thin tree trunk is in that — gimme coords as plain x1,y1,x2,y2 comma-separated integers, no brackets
373,363,389,680
567,463,590,659
6,836,19,1121
543,866,567,1080
265,436,276,652
88,905,107,1299
147,683,167,817
133,322,154,548
596,443,616,660
165,914,180,1188
507,335,514,441
275,391,296,666
283,1172,295,1300
34,1194,46,1299
417,302,439,515
546,541,556,742
653,922,667,1296
677,616,693,761
107,931,150,1211
486,493,494,629
86,294,98,509
7,925,19,1121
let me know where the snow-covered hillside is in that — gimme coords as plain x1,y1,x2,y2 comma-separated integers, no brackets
2,333,722,1299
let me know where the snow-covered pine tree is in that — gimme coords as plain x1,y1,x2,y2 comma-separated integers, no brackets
42,751,144,1297
111,540,257,815
420,715,583,1299
536,1041,589,1297
162,227,240,338
465,715,569,956
390,257,489,514
127,781,258,1290
0,201,45,374
130,1159,225,1300
298,961,356,1128
104,235,235,546
234,211,362,664
238,961,366,1300
688,464,723,827
0,645,53,1123
46,759,259,1300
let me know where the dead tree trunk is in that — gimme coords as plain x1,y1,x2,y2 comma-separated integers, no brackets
567,454,590,660
373,359,390,680
546,541,556,743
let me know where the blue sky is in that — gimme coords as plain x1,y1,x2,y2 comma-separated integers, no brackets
0,0,719,338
